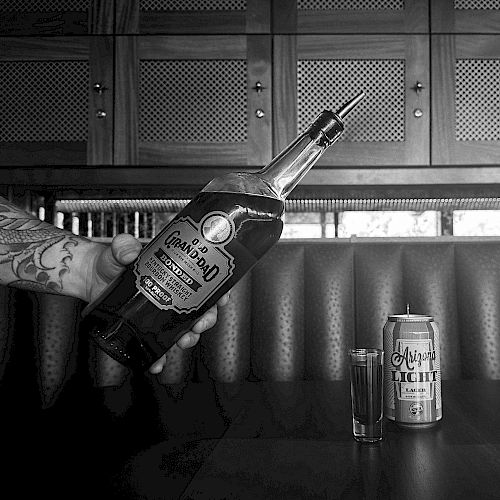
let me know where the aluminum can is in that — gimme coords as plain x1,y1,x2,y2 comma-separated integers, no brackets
383,314,442,428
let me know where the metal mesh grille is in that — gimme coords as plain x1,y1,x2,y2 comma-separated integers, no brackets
56,197,500,214
0,61,89,142
0,0,89,11
454,0,500,9
140,0,246,10
139,60,247,143
455,59,500,142
297,59,405,142
297,0,404,9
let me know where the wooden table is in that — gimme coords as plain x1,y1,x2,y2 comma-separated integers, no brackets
98,380,500,500
3,379,500,499
112,380,500,499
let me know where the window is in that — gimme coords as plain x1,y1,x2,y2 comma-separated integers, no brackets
453,210,500,236
51,197,500,240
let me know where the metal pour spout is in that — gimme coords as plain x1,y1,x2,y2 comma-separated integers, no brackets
336,91,365,119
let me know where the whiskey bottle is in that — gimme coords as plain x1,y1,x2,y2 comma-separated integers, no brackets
83,92,365,370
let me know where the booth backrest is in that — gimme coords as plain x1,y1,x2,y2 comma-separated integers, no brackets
1,237,500,407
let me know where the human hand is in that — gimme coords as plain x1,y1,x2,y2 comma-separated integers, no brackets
88,233,230,374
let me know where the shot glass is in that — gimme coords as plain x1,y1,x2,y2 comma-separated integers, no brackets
349,348,384,443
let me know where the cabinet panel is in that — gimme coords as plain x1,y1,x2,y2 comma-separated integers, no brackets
115,35,272,167
273,0,428,34
432,0,500,33
0,37,113,166
274,35,429,166
432,35,500,165
0,0,114,35
116,0,270,34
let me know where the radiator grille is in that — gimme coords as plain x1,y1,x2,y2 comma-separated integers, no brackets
139,60,247,143
297,0,404,9
454,0,500,9
0,61,89,142
140,0,246,10
455,59,500,142
0,0,89,11
56,197,500,214
297,59,405,142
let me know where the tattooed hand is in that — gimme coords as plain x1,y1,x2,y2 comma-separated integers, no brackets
0,197,229,374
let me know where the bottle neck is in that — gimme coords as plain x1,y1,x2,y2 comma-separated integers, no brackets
257,111,344,199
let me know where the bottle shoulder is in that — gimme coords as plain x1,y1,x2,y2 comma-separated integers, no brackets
202,173,281,199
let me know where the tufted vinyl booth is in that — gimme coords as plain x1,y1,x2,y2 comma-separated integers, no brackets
1,237,500,409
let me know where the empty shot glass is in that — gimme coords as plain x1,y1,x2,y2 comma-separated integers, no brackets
349,348,384,443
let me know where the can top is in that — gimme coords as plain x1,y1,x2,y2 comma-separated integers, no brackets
387,314,434,322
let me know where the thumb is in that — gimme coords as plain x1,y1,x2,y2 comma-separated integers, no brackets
96,233,142,283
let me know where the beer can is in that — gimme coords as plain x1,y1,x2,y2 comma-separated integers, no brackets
383,313,442,428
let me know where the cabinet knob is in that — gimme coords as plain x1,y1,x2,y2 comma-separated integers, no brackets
413,108,423,118
255,109,265,118
93,82,107,94
412,81,425,93
96,109,107,119
252,81,266,93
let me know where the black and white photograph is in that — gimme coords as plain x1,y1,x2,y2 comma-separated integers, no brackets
1,1,500,498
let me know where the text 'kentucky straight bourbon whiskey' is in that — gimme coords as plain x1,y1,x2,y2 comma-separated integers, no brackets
83,92,365,370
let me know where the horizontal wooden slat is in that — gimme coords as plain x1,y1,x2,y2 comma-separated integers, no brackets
0,11,88,36
431,2,500,33
4,167,500,187
139,143,249,166
452,11,500,33
455,34,500,58
297,35,408,58
138,35,247,59
0,37,89,60
317,141,426,167
0,142,86,166
298,6,428,34
140,11,246,34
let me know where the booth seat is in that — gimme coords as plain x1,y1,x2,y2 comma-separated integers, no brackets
1,237,500,409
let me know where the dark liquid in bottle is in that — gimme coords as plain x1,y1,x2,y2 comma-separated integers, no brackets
350,363,383,424
83,191,284,370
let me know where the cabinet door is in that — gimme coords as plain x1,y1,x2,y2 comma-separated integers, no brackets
115,35,272,167
0,0,113,35
116,0,270,34
273,0,428,33
432,0,500,33
274,35,429,166
0,37,113,166
432,35,500,165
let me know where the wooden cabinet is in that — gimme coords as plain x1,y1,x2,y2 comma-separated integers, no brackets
116,0,270,34
432,0,500,33
2,0,500,184
273,0,428,34
274,35,429,166
114,35,272,167
0,36,113,166
432,35,500,165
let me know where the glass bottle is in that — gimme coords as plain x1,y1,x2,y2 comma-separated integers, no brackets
82,92,365,370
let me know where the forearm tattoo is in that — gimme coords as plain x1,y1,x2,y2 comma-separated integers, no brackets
0,199,79,293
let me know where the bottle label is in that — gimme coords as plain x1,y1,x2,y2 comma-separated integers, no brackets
134,211,235,313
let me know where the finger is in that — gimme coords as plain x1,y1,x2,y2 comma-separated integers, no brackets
176,331,200,349
111,233,142,265
191,305,218,334
217,291,231,307
96,233,142,283
148,354,166,374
